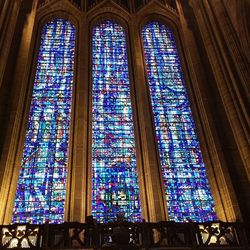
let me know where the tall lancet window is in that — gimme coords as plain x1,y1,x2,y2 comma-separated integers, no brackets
142,21,217,222
92,20,142,223
12,18,76,224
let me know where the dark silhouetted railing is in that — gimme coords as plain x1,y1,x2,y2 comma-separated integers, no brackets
0,221,249,249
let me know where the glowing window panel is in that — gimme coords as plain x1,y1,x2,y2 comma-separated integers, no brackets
142,21,217,222
92,20,142,223
12,19,76,224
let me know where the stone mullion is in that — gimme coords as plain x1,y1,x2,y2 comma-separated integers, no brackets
129,18,167,222
127,17,150,223
70,13,88,222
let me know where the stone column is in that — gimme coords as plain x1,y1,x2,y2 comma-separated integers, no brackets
0,0,38,224
175,0,243,222
188,0,249,222
205,0,249,175
0,0,21,87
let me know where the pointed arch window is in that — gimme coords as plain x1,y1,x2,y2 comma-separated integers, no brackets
91,20,142,223
12,18,76,224
142,21,217,222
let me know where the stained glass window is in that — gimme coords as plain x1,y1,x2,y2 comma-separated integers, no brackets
12,18,76,224
142,21,217,222
92,20,142,223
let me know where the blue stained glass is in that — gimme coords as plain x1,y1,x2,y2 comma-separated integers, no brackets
142,21,217,222
12,18,76,224
92,20,142,223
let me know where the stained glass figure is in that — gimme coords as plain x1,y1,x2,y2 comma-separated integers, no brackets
92,20,142,223
12,18,76,224
142,21,217,222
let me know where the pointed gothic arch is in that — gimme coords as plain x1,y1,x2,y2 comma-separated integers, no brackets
141,20,217,222
12,18,76,224
90,18,143,222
